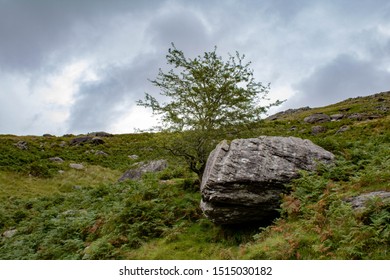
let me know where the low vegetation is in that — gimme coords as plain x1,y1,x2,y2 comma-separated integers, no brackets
0,92,389,259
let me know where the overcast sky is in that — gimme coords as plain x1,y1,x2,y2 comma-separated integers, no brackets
1,0,390,135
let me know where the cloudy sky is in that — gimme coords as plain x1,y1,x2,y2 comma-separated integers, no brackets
1,0,390,135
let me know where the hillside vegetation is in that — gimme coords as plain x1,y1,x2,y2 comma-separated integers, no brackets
0,91,389,259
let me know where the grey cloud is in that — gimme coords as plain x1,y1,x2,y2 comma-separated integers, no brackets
328,0,390,18
146,7,212,57
0,0,165,71
67,55,159,133
285,54,390,109
260,0,312,22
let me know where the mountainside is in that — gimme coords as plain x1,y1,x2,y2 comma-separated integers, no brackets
1,91,389,259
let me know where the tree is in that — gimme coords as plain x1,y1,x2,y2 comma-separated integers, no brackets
138,44,283,180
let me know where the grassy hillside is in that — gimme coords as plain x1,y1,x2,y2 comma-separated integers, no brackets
1,91,389,259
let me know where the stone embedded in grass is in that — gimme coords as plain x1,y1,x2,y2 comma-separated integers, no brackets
15,140,28,150
69,163,84,170
304,113,331,123
88,131,113,137
345,191,390,211
49,157,64,163
266,106,311,120
311,125,326,135
348,113,365,121
91,137,105,145
336,125,350,134
330,113,344,121
128,154,139,160
376,105,389,112
118,159,168,182
69,136,93,146
59,141,67,147
2,229,17,238
95,150,108,156
347,113,382,121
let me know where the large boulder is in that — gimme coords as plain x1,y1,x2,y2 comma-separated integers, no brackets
200,136,334,225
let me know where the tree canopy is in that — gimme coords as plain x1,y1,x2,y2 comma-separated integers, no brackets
138,44,283,179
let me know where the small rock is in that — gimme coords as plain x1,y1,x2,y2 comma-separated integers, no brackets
345,191,390,211
91,137,105,145
69,163,84,170
266,106,311,120
3,229,17,238
304,113,331,124
367,114,381,120
62,210,77,216
88,131,113,137
118,159,168,182
49,157,64,163
59,141,67,147
15,141,28,150
69,136,93,146
128,155,139,160
348,113,365,121
330,113,344,121
58,170,65,174
95,150,108,156
73,185,83,190
311,125,327,135
375,105,389,112
336,125,350,134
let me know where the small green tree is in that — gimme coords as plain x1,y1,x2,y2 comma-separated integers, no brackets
138,44,282,180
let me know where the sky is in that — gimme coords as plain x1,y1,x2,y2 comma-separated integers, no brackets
1,0,390,136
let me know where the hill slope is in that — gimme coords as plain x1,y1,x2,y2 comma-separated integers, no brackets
1,91,389,259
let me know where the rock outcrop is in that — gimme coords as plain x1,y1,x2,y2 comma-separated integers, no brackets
200,136,334,225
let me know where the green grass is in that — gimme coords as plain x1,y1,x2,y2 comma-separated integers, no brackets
0,91,389,259
0,166,121,199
